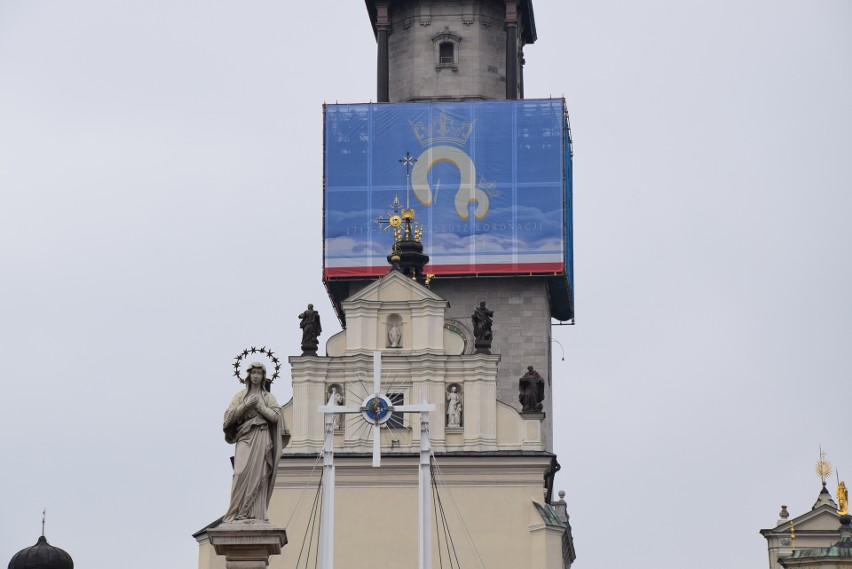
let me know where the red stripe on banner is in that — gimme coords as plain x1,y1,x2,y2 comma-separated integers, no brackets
323,266,389,278
324,263,565,279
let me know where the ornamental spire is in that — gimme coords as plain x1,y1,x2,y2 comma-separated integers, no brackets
373,152,430,284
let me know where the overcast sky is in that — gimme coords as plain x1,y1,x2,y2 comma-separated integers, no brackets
1,1,850,568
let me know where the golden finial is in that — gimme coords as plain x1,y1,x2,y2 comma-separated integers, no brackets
376,196,404,238
816,446,833,486
790,519,796,551
424,274,435,286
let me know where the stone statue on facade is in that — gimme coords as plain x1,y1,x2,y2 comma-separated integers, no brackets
446,385,462,428
299,304,322,356
388,321,402,348
471,300,494,354
518,365,545,413
327,386,344,430
222,362,284,523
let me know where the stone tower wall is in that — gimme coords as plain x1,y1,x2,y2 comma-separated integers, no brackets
431,277,554,451
387,0,517,102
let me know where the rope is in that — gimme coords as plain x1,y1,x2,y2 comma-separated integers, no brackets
312,476,323,569
284,450,324,529
431,470,445,569
431,452,488,568
432,462,462,568
294,473,323,569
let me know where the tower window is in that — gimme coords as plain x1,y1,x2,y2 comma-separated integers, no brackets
433,30,461,70
439,42,454,64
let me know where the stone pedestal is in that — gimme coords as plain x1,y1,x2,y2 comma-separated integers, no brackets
207,523,287,569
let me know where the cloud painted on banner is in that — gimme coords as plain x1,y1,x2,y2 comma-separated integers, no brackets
428,232,563,256
428,205,563,241
479,204,564,240
326,203,564,261
325,208,372,233
325,236,393,258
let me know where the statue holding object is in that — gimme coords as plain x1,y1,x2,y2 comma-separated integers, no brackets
519,365,545,414
471,300,494,354
299,304,322,356
446,385,462,428
327,386,344,430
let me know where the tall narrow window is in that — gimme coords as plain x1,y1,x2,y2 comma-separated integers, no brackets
439,42,454,64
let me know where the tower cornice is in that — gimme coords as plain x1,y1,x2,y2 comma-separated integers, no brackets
363,0,538,44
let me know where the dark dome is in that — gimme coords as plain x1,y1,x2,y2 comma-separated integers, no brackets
8,536,73,569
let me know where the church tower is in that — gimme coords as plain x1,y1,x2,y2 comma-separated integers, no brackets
195,2,575,567
325,0,573,452
368,0,535,102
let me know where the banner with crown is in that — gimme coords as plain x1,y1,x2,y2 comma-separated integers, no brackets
322,99,572,290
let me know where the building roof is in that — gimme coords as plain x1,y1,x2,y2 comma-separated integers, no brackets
782,515,852,564
785,539,852,560
363,0,538,44
7,536,74,569
532,501,564,528
761,486,842,539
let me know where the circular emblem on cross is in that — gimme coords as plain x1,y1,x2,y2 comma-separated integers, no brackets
361,394,394,425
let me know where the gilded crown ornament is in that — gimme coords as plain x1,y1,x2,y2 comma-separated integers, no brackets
376,196,421,243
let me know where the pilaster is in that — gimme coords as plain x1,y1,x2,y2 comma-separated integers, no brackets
376,1,390,102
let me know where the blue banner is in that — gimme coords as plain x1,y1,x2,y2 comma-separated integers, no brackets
323,99,570,279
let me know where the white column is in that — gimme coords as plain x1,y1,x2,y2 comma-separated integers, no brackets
320,412,335,569
372,351,382,467
418,410,432,569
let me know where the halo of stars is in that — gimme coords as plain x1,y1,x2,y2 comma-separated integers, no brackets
232,346,281,383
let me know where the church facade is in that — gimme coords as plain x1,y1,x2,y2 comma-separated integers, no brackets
195,1,575,567
761,483,851,569
196,268,573,568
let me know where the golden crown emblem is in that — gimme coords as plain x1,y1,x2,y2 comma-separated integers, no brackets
409,110,476,147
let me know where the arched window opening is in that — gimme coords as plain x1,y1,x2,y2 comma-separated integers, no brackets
432,30,461,70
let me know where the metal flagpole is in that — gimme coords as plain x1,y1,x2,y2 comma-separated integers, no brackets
320,412,335,569
418,406,432,569
372,351,382,467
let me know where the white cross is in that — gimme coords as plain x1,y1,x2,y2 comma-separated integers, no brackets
316,351,436,569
